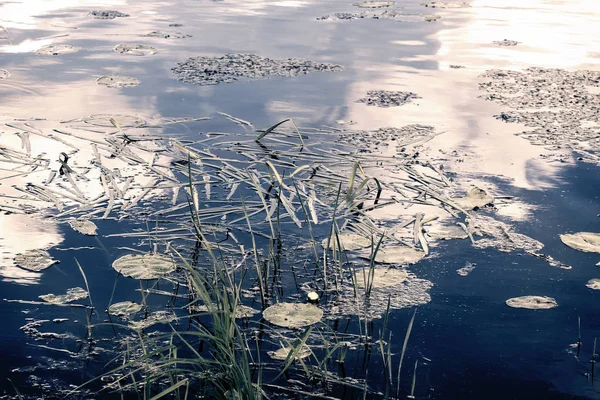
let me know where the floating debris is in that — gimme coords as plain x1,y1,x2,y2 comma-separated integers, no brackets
449,64,465,69
36,44,80,55
354,1,395,8
506,296,558,309
129,311,177,330
268,345,311,361
479,68,600,163
90,10,129,19
456,262,476,277
171,53,342,86
560,232,600,253
357,90,420,107
493,39,520,46
0,69,10,79
96,75,140,88
144,31,191,39
469,215,544,253
14,250,59,272
452,187,494,210
68,219,98,236
354,267,408,288
112,253,176,280
322,232,372,251
337,124,437,152
39,287,88,304
373,246,426,264
20,319,72,340
317,10,440,22
263,303,323,328
108,301,142,317
114,44,158,56
423,1,469,8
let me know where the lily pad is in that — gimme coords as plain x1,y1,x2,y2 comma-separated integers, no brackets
96,75,140,88
194,304,258,319
373,246,426,264
39,287,88,304
426,224,468,240
14,249,59,271
114,44,158,56
452,187,494,210
69,219,98,235
586,279,600,290
268,345,311,361
560,232,600,253
354,268,408,289
108,301,143,316
322,232,372,251
112,253,176,280
263,303,323,328
0,69,10,79
129,311,177,330
144,31,191,39
36,44,80,55
506,296,557,309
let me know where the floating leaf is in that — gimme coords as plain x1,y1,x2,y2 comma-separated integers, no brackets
355,268,408,288
560,232,600,253
322,232,372,251
263,303,323,328
36,44,80,55
112,253,176,280
108,301,143,316
268,345,311,361
114,44,158,56
506,296,557,309
452,187,493,210
0,69,10,79
373,246,426,264
586,279,600,290
14,249,59,271
69,219,98,236
39,287,88,304
96,75,140,88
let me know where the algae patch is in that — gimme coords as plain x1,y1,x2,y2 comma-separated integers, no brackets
263,303,323,328
357,90,420,107
96,75,140,88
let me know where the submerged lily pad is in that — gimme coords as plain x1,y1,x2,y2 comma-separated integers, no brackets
129,311,177,330
112,253,176,280
96,75,140,88
452,187,494,210
114,44,158,56
373,246,426,264
14,249,59,271
560,232,600,253
354,268,408,288
268,345,311,361
69,219,98,235
36,44,80,55
263,303,323,328
0,69,10,79
39,287,88,304
108,301,143,316
506,296,558,309
322,232,372,251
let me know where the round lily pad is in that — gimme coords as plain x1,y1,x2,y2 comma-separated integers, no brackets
452,187,494,210
39,287,88,304
263,303,323,328
560,232,600,253
69,219,98,235
0,69,10,79
112,253,176,280
354,268,408,289
14,249,59,271
108,301,143,316
36,44,80,55
322,232,372,251
586,279,600,290
506,296,558,309
373,246,425,264
268,345,311,361
96,75,140,88
114,44,158,56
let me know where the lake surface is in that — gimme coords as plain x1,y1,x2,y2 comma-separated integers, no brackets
1,0,600,398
